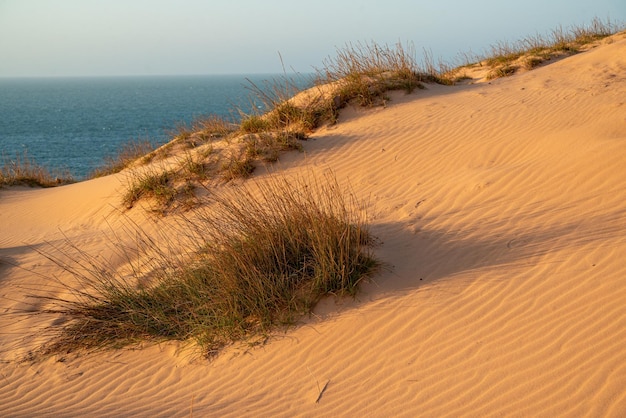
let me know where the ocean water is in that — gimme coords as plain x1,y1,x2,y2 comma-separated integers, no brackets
0,74,308,179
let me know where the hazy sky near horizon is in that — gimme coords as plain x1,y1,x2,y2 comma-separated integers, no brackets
1,0,624,77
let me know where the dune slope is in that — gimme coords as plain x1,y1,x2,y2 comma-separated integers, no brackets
1,34,626,417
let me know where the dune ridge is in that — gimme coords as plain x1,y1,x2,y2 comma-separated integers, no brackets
1,33,626,416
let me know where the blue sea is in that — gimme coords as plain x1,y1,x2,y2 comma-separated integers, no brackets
0,74,309,180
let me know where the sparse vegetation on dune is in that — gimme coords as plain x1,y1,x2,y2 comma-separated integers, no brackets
32,173,379,358
463,17,622,80
119,115,309,212
0,151,74,188
88,116,240,181
6,17,621,201
93,40,442,208
117,42,442,210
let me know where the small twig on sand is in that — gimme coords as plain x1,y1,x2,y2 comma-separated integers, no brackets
306,365,330,403
315,379,330,404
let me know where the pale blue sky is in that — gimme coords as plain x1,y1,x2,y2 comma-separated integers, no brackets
0,0,624,77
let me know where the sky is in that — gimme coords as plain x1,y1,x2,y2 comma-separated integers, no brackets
0,0,624,77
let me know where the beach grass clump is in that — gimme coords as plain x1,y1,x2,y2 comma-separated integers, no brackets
220,153,256,181
122,167,177,209
240,75,325,132
320,41,427,107
244,131,304,163
1,151,73,188
486,64,518,81
178,151,212,181
194,115,238,141
170,116,238,148
34,173,379,358
240,115,271,133
267,101,319,132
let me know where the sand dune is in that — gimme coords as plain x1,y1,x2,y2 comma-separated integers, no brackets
2,33,626,416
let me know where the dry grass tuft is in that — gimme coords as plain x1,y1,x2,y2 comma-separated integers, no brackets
1,151,73,188
30,172,379,358
122,167,177,210
319,41,427,107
